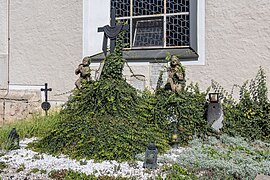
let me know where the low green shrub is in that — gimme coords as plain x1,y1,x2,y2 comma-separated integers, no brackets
156,164,198,180
49,169,129,180
213,67,270,142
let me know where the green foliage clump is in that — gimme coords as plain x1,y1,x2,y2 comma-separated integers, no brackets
32,115,168,161
156,164,197,180
152,83,215,144
63,78,139,119
0,161,7,172
49,169,128,180
213,67,270,142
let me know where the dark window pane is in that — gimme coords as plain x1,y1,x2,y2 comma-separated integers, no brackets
166,0,189,14
133,18,163,47
133,0,164,16
166,15,190,46
111,0,130,17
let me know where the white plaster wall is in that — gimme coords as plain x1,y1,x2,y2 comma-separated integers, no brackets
9,0,83,100
6,0,270,101
83,0,110,56
0,0,8,89
186,0,270,97
0,0,7,54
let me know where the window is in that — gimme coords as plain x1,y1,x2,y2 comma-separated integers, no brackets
111,0,197,52
133,18,163,47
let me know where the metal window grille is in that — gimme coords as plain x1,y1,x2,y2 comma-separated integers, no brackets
111,0,191,49
166,15,190,46
133,18,163,47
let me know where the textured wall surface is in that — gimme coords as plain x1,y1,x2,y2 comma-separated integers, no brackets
9,0,83,100
0,90,41,123
0,0,7,54
2,0,270,122
0,0,8,89
186,0,270,97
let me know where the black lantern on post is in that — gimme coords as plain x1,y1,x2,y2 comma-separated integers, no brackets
171,128,179,149
143,143,158,169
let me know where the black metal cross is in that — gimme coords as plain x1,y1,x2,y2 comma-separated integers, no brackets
98,8,129,56
40,83,52,115
41,83,52,102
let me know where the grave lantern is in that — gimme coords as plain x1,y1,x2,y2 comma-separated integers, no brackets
143,143,158,169
7,128,20,150
207,93,223,132
171,128,179,148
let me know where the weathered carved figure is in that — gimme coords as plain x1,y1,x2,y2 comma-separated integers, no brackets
75,57,91,89
165,55,186,92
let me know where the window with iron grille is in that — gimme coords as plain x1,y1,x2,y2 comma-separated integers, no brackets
111,0,197,52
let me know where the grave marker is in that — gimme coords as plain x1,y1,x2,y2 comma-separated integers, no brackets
41,83,52,116
98,8,129,56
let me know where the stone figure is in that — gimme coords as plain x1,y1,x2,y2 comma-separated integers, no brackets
165,55,186,92
75,57,91,89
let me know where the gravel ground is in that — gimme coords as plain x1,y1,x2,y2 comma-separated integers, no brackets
0,138,185,180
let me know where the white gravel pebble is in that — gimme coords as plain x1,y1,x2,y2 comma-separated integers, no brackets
0,138,187,180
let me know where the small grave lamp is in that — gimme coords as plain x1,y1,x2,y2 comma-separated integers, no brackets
7,128,20,150
171,128,179,149
143,143,158,169
207,93,224,132
209,93,220,103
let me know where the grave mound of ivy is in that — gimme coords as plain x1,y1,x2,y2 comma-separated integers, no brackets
31,33,218,161
31,36,171,161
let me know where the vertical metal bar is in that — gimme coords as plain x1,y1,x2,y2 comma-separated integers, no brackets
7,0,10,87
44,83,48,102
189,0,197,52
163,0,166,48
130,0,133,48
3,0,11,123
110,8,116,53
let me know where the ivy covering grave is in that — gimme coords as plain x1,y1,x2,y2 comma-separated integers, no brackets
30,32,216,161
30,33,171,161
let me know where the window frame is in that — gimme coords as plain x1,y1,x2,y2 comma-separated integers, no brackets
112,0,197,52
84,0,205,65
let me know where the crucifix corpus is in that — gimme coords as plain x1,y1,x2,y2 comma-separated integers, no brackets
40,83,52,115
98,8,129,56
